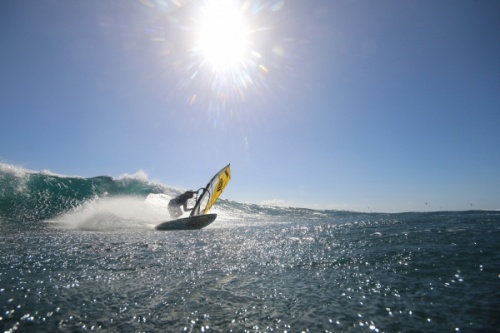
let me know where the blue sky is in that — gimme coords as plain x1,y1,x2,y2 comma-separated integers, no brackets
1,0,499,212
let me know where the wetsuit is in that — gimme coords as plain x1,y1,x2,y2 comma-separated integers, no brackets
168,191,196,219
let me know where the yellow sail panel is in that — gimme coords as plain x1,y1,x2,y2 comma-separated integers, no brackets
203,164,231,214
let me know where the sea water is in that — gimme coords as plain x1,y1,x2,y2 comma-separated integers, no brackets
1,165,499,332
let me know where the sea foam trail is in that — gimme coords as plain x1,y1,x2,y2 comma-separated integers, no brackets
49,194,173,231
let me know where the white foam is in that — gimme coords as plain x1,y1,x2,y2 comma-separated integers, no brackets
0,162,84,179
0,162,31,178
117,170,149,182
50,195,173,231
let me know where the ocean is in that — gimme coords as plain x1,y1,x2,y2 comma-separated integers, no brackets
1,164,499,332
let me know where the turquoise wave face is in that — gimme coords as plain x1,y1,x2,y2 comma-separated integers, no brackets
0,167,165,222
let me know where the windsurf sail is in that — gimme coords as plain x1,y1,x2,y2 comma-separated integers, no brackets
190,164,231,217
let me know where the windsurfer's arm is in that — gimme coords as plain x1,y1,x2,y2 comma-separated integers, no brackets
182,191,197,212
183,201,193,212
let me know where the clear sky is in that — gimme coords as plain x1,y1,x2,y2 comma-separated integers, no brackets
1,0,499,212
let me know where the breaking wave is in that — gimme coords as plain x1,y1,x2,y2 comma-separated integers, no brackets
0,163,365,230
0,163,171,223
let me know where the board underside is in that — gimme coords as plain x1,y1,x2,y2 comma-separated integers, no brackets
155,213,217,231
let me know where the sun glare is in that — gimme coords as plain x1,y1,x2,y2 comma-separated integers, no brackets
173,0,286,106
195,1,250,71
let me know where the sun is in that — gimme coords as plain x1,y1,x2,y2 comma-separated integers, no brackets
179,0,279,106
194,0,250,71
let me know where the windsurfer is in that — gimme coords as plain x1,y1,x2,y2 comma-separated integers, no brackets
168,191,197,219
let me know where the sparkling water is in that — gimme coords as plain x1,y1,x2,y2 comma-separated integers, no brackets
1,165,498,332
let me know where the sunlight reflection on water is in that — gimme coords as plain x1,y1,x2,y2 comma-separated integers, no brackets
1,211,499,331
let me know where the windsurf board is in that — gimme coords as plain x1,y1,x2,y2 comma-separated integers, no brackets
155,213,217,231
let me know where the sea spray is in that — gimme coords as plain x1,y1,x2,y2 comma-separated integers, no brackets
50,194,173,231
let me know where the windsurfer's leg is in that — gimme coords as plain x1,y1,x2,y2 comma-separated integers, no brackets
168,202,182,218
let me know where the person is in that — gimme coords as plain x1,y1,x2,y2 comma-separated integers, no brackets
168,190,197,219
